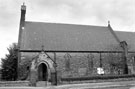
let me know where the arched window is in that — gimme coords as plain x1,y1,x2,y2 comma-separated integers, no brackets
64,53,71,71
87,53,94,70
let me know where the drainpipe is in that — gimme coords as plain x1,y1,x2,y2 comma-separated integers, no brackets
99,53,102,68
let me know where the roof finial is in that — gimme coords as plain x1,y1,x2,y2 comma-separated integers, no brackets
108,20,110,27
108,20,110,25
21,2,26,10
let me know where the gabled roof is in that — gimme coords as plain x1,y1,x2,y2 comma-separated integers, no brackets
20,21,134,51
115,31,135,51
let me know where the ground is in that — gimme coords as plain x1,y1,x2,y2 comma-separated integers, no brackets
0,80,135,89
99,86,134,89
0,86,134,89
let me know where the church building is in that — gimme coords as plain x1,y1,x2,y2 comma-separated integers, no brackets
18,4,135,85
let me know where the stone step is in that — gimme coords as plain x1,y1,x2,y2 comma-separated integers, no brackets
36,81,51,87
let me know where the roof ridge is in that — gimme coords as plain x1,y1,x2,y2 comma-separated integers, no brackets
25,21,107,28
115,30,135,33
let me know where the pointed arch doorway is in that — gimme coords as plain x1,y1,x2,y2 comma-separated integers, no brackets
38,63,48,81
30,52,55,86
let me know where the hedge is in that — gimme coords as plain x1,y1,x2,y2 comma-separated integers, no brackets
61,74,135,81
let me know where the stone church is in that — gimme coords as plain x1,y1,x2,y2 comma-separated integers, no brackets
18,4,135,85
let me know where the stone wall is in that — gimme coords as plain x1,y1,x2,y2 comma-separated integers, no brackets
0,81,29,87
56,53,99,78
18,52,135,79
56,52,135,78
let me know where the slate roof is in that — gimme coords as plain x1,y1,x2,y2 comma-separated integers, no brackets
20,21,135,51
115,31,135,51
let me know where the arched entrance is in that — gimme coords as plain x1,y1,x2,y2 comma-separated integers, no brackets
38,63,48,81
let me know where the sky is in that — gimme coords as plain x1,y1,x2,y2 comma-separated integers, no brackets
0,0,134,60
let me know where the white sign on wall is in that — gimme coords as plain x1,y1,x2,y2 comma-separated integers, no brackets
97,67,104,75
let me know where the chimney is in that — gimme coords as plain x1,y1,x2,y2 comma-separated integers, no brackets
20,3,26,27
18,3,26,61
